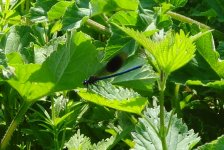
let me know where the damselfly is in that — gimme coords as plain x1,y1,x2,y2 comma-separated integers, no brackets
83,65,143,86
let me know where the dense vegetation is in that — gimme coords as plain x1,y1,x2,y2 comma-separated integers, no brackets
0,0,224,149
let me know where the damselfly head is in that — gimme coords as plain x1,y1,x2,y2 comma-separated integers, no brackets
83,76,98,86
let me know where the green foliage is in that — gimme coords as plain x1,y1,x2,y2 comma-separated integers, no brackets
115,25,197,75
90,0,139,16
6,31,101,101
132,105,200,150
65,129,92,150
206,0,224,22
196,31,224,78
1,0,224,149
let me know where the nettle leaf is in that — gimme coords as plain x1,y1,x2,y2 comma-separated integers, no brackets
77,82,148,115
196,135,224,150
65,130,116,150
112,58,158,92
62,3,90,30
53,95,69,117
7,31,101,101
65,129,92,150
196,31,224,78
92,136,116,150
115,25,196,75
90,0,139,16
186,80,224,90
131,106,200,150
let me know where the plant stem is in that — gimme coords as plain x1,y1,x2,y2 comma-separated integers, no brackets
167,11,224,40
158,71,168,150
174,84,182,118
0,101,32,150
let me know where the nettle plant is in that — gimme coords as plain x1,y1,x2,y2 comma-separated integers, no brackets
1,0,224,150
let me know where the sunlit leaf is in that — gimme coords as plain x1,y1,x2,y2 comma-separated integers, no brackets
196,31,224,78
47,1,73,21
90,0,139,16
65,129,92,150
197,135,224,150
7,31,101,101
115,25,197,75
77,82,148,115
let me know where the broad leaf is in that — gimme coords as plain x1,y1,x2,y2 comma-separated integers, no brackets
29,0,57,23
131,106,200,150
90,0,139,16
62,3,90,30
171,51,220,84
104,11,151,61
7,31,101,101
5,26,35,63
47,1,73,21
196,32,224,78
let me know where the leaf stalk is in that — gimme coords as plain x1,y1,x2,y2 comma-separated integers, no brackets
158,71,168,150
0,101,32,150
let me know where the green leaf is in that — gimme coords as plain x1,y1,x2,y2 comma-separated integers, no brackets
90,0,139,16
196,31,224,78
170,53,220,84
65,129,92,150
7,52,24,65
153,0,187,8
109,11,148,28
77,82,148,115
169,0,188,8
62,3,90,30
29,0,57,23
196,135,224,150
7,31,101,101
132,106,200,150
6,64,52,100
47,1,73,21
112,57,158,92
186,80,224,90
5,26,35,63
103,11,151,61
92,136,116,150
